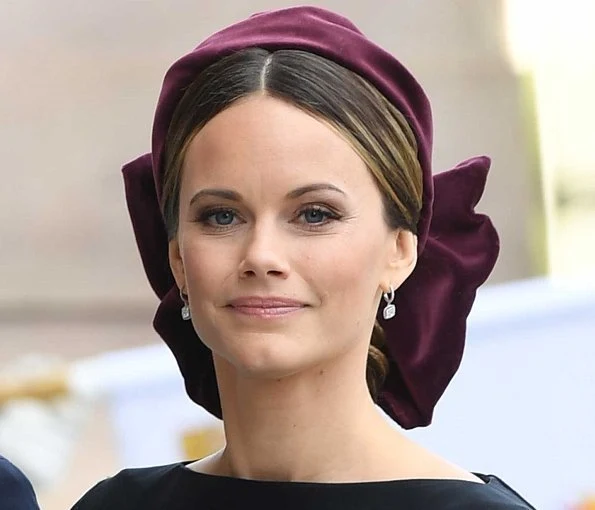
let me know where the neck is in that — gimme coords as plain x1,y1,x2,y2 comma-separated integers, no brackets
207,353,406,482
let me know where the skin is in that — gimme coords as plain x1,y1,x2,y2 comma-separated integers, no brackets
169,94,481,483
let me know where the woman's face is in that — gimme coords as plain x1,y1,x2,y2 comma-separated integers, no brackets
169,94,416,379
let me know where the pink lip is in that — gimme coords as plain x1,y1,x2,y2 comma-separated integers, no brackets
227,296,307,318
228,296,306,308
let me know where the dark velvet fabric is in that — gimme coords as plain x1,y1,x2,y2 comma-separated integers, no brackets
122,6,499,429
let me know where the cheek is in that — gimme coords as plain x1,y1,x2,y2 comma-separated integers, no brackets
180,236,237,350
181,236,234,306
302,230,383,313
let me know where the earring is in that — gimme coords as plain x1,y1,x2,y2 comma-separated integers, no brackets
180,289,191,321
382,285,396,320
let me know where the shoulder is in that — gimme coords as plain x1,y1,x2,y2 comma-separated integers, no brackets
0,455,30,486
437,474,536,510
387,447,535,509
70,463,183,510
0,456,40,510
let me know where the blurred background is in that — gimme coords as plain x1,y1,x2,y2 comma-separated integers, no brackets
0,1,593,509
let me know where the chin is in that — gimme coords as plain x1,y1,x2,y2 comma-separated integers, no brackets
216,334,321,381
236,363,302,381
233,349,307,380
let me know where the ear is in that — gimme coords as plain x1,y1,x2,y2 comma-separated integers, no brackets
168,237,186,291
381,229,418,292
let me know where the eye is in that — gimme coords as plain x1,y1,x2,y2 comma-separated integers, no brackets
211,209,235,225
297,205,340,225
196,207,240,229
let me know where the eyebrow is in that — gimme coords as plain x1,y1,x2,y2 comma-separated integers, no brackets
286,183,346,199
189,188,241,208
189,183,346,207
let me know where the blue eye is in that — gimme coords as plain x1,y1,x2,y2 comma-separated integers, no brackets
196,208,238,229
298,206,340,226
212,210,235,225
303,207,327,223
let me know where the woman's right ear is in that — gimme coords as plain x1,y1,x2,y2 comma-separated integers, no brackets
168,238,186,289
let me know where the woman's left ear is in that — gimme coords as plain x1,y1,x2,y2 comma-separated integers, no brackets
383,230,418,289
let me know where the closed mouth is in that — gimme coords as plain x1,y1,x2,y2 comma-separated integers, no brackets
228,297,307,308
227,297,308,317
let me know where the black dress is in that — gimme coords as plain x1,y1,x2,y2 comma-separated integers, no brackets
0,456,40,510
71,462,536,509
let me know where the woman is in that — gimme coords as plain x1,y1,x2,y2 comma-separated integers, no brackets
73,6,536,509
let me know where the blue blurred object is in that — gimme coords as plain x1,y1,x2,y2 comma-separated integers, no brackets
0,455,39,510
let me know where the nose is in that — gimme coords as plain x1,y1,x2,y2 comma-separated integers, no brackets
238,220,290,280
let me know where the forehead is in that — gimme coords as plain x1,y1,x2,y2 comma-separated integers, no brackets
181,94,372,191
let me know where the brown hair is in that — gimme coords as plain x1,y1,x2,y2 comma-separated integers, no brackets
162,48,423,401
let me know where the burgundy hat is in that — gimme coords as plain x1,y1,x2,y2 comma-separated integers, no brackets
122,6,499,429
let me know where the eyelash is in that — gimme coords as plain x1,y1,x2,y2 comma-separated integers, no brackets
195,205,342,232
